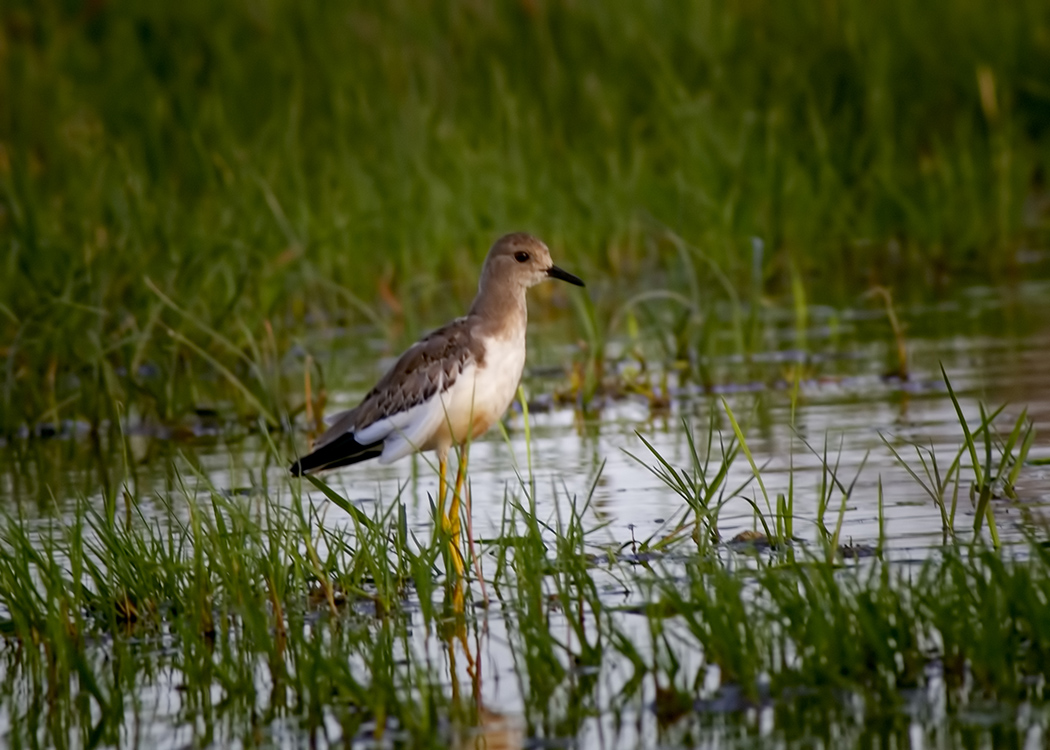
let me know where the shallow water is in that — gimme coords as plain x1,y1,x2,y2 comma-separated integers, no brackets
294,279,1050,556
2,280,1050,748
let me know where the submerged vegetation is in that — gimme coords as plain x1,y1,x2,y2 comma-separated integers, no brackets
0,380,1045,746
2,0,1050,433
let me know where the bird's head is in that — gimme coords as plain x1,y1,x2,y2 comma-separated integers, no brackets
481,232,585,292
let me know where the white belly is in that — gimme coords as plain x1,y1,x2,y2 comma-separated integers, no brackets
433,332,526,447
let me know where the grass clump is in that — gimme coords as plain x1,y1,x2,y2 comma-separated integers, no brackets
0,481,454,748
0,401,1047,746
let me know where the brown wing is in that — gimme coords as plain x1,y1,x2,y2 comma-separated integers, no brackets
313,317,486,449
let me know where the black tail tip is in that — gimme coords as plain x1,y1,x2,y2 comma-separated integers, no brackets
289,461,304,477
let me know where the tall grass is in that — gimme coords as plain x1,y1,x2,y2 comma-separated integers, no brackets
2,468,1048,746
0,379,1044,746
1,0,1049,433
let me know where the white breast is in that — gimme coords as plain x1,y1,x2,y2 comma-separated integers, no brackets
431,332,525,448
467,331,527,430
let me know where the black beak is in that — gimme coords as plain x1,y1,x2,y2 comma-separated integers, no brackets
547,265,585,287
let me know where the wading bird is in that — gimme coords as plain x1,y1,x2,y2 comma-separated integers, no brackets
290,233,585,574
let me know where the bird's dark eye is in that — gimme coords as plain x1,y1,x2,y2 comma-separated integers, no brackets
514,251,530,263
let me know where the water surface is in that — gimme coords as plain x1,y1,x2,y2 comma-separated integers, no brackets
3,280,1050,748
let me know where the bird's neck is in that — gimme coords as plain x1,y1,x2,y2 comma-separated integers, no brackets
468,283,527,340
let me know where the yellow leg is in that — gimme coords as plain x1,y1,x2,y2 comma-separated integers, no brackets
433,448,464,579
446,448,467,577
438,452,464,577
451,573,465,612
454,443,487,602
450,449,468,553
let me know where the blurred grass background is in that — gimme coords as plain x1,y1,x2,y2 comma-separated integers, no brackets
2,0,1049,432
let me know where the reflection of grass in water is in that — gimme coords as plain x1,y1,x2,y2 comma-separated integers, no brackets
3,1,1050,433
0,384,1043,745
